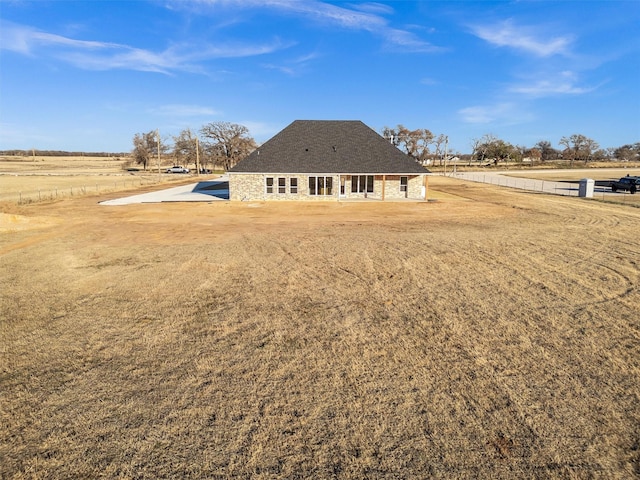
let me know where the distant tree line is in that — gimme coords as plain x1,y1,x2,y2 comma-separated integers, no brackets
6,126,637,170
470,134,640,166
0,149,128,157
131,122,257,171
381,126,639,166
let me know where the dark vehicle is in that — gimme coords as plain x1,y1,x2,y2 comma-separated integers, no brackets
166,165,190,174
611,175,640,194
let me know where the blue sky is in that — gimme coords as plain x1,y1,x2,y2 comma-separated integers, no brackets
1,0,639,154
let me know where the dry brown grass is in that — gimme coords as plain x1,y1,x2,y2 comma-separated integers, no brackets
1,176,639,478
0,155,207,203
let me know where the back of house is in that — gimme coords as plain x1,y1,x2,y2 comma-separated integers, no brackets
228,120,429,201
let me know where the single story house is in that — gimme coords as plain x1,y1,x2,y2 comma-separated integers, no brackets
228,120,430,201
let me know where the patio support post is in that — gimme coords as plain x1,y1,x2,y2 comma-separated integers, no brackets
382,175,386,201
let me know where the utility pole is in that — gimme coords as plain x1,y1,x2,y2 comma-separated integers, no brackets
196,136,200,176
156,129,161,175
443,136,448,176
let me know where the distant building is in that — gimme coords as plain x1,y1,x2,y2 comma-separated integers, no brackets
228,120,429,201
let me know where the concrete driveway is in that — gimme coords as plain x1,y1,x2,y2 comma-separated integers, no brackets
100,176,229,205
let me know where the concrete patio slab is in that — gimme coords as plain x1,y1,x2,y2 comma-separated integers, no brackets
100,176,229,205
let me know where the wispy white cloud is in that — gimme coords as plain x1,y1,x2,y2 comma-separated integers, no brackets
470,19,573,57
186,0,439,52
458,102,533,125
1,20,118,55
261,50,320,76
349,3,395,16
509,71,597,97
0,20,289,73
383,28,441,53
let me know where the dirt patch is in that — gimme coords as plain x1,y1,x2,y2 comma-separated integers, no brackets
0,212,61,232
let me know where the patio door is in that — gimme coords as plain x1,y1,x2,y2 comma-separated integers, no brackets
351,175,374,195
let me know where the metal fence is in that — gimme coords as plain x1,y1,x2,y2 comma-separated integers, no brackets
8,177,163,204
446,172,581,197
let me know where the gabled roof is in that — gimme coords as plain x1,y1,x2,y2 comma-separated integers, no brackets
229,120,428,174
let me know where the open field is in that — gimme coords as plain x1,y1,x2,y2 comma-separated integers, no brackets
1,177,639,478
503,168,640,183
0,155,213,203
0,155,127,175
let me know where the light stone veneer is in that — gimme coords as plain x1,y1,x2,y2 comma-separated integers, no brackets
229,174,427,201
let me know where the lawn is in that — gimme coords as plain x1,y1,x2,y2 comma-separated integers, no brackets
1,176,638,478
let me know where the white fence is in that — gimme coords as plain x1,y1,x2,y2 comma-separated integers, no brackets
447,172,581,197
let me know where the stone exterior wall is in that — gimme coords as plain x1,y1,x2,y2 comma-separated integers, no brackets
229,173,426,201
229,174,338,201
229,174,265,201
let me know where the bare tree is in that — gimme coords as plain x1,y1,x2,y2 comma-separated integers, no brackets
614,143,640,161
384,125,434,163
132,130,165,171
382,126,400,147
583,138,600,163
469,137,482,166
173,128,204,171
526,148,542,165
200,122,256,171
475,134,515,166
475,133,498,164
432,134,448,166
487,139,515,164
534,140,557,162
514,145,527,163
559,134,598,165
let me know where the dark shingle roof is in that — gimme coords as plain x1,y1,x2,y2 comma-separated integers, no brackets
229,120,428,174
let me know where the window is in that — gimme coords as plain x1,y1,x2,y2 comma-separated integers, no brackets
278,177,286,194
351,175,374,193
290,178,298,194
308,176,333,196
400,176,408,192
265,177,274,194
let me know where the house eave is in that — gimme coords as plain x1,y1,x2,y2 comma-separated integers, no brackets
228,171,427,175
